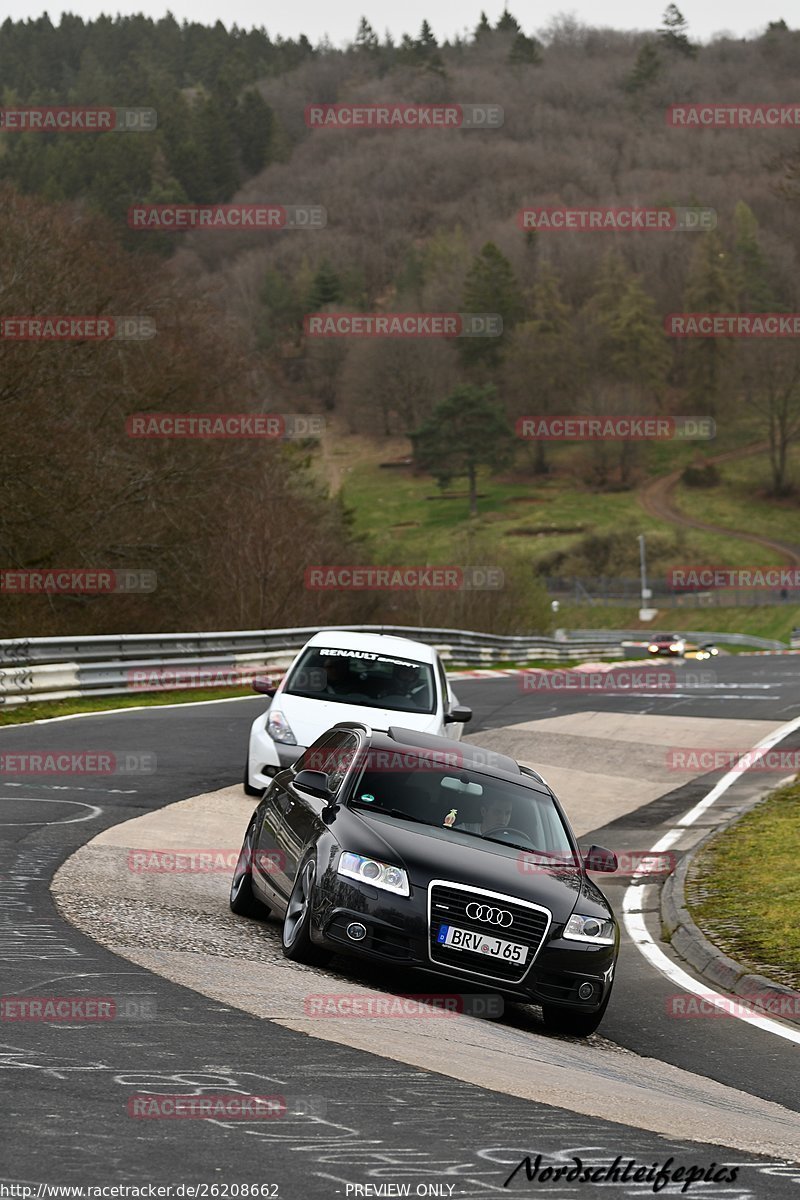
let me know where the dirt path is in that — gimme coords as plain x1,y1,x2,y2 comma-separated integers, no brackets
637,441,800,568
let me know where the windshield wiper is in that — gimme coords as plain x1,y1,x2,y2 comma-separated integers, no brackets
349,802,433,826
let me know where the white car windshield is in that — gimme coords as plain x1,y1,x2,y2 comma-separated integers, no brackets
283,647,437,714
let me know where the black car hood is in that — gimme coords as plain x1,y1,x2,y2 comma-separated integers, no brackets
333,806,606,924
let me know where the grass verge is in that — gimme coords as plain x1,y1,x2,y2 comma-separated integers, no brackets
686,779,800,991
0,687,259,726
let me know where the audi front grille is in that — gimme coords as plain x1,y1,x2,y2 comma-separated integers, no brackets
427,880,551,984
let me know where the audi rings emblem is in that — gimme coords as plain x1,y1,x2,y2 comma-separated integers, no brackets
465,902,513,927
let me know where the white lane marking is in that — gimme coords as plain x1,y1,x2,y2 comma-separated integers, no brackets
0,797,103,826
0,781,136,794
623,713,800,1045
0,693,261,728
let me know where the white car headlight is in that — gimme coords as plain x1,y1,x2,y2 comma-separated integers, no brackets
563,913,615,944
338,852,409,897
266,709,296,745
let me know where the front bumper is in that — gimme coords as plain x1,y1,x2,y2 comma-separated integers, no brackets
311,874,616,1013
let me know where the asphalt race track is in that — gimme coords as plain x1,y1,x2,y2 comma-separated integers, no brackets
2,652,800,1197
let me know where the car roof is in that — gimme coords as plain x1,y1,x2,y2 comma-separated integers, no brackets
304,629,437,664
331,722,550,794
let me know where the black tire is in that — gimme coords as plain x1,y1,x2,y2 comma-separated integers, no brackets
229,819,270,918
281,857,331,967
541,992,610,1038
243,757,261,797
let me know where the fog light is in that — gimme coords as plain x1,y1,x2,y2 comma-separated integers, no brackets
578,982,595,1000
346,922,367,942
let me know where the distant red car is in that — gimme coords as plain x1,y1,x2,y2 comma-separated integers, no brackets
646,633,686,657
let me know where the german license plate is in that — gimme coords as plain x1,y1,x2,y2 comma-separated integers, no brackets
437,924,528,964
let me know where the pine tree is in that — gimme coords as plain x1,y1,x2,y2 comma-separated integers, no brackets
608,276,670,391
307,259,344,310
683,231,737,413
235,89,273,175
411,385,515,516
355,17,378,54
495,9,521,33
623,42,661,93
658,4,696,56
461,243,524,367
509,33,542,64
418,20,437,48
732,201,777,313
506,265,579,473
474,12,493,41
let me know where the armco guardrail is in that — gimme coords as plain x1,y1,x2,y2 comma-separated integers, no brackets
0,624,629,707
571,628,787,651
0,623,787,707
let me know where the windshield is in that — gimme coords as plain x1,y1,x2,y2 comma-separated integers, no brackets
283,646,437,714
347,758,575,858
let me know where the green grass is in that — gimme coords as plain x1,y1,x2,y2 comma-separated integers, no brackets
673,455,800,548
0,686,258,726
553,604,800,643
342,459,787,571
686,781,800,990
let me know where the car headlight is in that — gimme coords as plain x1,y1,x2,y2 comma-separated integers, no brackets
563,913,615,944
338,852,410,897
266,709,296,745
648,644,659,653
670,641,685,652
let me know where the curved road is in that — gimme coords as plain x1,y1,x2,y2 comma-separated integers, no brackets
2,661,800,1194
638,441,800,566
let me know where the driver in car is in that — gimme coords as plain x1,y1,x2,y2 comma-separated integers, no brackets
320,656,352,696
382,662,426,703
456,796,513,836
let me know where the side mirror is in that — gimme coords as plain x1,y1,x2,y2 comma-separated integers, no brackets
582,845,618,873
293,769,332,799
444,705,472,725
252,677,277,697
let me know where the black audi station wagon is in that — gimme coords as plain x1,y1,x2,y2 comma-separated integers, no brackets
230,723,620,1036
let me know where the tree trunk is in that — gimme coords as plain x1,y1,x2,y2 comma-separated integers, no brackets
533,439,549,475
468,464,478,517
